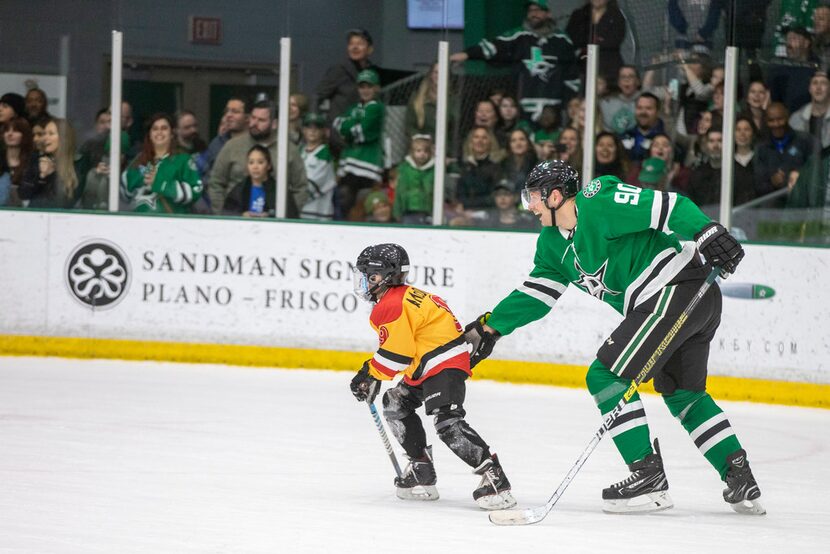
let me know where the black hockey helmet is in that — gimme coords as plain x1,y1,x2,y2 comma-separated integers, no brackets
521,160,581,210
353,243,410,302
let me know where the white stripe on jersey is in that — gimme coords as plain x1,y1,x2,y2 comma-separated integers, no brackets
373,352,410,373
419,343,469,380
525,276,568,296
517,283,558,308
662,193,678,233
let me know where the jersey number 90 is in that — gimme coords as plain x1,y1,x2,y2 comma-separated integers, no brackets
614,183,641,206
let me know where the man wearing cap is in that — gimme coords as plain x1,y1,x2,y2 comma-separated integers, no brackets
449,1,580,122
332,69,385,220
315,29,380,122
767,26,820,114
363,189,393,223
635,156,669,191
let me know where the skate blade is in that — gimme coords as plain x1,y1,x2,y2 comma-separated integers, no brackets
730,498,766,515
602,491,674,514
396,485,439,501
476,490,517,511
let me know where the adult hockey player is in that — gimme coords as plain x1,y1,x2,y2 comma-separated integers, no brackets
465,160,765,515
349,243,516,510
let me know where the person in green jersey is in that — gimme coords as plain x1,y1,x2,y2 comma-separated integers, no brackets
464,160,765,516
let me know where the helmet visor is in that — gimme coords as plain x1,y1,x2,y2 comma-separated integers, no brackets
352,268,373,301
521,187,544,211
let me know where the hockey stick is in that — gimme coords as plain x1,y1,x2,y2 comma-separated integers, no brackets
368,400,403,478
490,266,721,526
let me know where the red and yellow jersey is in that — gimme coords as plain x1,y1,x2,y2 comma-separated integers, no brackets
367,285,470,386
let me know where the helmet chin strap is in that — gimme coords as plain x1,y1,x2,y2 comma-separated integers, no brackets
544,192,569,228
368,274,394,302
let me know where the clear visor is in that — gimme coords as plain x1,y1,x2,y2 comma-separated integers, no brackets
521,187,544,210
352,268,372,301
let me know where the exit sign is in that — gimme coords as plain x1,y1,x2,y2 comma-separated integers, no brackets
189,16,222,45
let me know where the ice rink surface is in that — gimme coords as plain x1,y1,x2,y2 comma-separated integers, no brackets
1,356,828,553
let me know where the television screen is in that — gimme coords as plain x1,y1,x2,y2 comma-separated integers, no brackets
407,0,464,30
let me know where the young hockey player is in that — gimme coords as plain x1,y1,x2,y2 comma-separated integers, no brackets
349,243,516,510
465,160,765,515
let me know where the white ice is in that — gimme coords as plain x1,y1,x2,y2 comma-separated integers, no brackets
1,356,828,553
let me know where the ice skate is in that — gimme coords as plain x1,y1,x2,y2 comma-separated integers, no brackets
472,453,517,510
602,439,674,514
395,446,439,501
723,449,765,515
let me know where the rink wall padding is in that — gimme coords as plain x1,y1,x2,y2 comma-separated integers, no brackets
1,210,829,406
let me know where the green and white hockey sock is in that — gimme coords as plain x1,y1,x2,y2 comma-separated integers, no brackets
663,389,742,479
586,360,652,465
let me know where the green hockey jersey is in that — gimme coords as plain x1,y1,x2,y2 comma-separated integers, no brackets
334,99,385,182
488,175,712,335
123,152,203,214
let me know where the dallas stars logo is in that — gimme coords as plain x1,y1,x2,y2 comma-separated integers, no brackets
523,46,555,82
574,258,621,301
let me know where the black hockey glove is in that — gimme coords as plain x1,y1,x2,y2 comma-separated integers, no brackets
350,361,380,403
694,223,745,278
464,312,500,369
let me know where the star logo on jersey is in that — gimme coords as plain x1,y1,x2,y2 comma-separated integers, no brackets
574,258,621,301
583,178,602,198
523,46,555,82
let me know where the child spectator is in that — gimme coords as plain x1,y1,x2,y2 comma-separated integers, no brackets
122,113,202,214
19,118,86,209
393,134,435,225
481,181,538,230
333,68,385,220
223,144,298,218
363,189,393,223
299,112,337,220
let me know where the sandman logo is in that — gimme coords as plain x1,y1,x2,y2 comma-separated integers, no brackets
65,240,131,309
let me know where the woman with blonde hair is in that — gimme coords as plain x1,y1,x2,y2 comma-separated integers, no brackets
404,63,458,148
20,117,86,208
455,125,506,210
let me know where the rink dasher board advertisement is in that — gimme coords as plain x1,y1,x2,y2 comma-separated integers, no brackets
0,210,827,384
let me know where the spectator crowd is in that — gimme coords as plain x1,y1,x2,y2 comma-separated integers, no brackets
2,1,830,231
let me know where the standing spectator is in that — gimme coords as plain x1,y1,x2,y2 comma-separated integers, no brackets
333,69,385,220
601,65,641,134
223,145,298,218
19,118,83,209
288,93,309,146
766,27,819,114
299,113,337,220
789,70,830,149
209,100,308,215
813,4,830,69
24,88,50,124
0,93,26,129
668,0,726,53
674,54,716,134
197,96,248,180
450,1,580,122
733,116,760,205
455,126,505,210
566,0,627,87
315,29,379,121
754,102,815,197
122,113,202,214
175,110,207,155
738,80,769,136
594,131,628,181
773,0,818,57
501,129,538,192
404,63,459,148
393,134,435,225
1,117,33,206
621,93,671,162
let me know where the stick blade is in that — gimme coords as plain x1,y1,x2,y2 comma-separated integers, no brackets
488,505,549,526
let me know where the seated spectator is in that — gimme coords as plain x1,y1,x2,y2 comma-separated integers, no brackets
473,99,500,137
209,100,307,216
684,109,721,166
556,127,582,171
480,181,538,230
738,80,769,137
532,105,562,158
333,68,385,220
754,102,815,197
688,127,726,206
627,133,690,192
25,88,50,125
594,131,628,181
455,125,505,210
175,110,207,155
122,113,202,214
814,4,830,69
636,157,670,191
501,128,537,192
289,93,309,146
766,27,819,114
223,144,298,218
620,93,671,161
495,95,532,148
363,189,393,223
393,134,435,225
1,117,33,206
789,70,830,150
601,65,641,134
734,115,760,205
299,113,336,220
570,96,602,140
80,132,128,211
710,81,724,121
19,118,86,209
30,117,47,153
566,0,627,87
0,93,27,130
